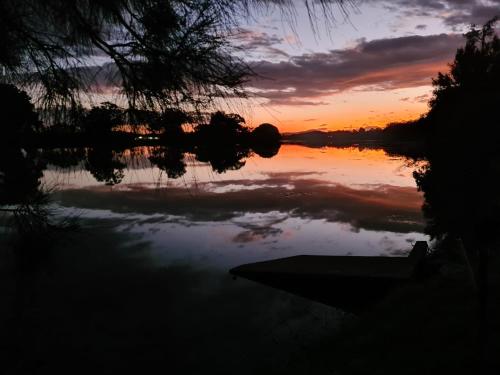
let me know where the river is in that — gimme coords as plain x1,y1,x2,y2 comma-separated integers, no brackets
1,144,428,373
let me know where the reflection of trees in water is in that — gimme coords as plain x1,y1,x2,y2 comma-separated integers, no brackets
252,143,281,159
414,151,500,264
191,111,273,173
148,147,186,179
0,148,79,375
0,146,77,268
85,148,126,186
42,148,86,169
33,142,279,188
0,148,46,206
194,145,251,174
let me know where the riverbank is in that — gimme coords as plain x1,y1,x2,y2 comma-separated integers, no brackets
281,255,500,374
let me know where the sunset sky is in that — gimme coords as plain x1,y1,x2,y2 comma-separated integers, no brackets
232,0,499,132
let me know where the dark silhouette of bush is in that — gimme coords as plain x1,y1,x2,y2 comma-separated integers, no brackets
250,123,281,157
148,109,190,142
193,112,251,172
0,84,41,142
251,123,281,144
195,111,250,145
79,102,124,136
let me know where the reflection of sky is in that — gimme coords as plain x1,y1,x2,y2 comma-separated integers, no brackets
47,145,428,269
43,145,422,190
123,213,425,267
58,208,424,270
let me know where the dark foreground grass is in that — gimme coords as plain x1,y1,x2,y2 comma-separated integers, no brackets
281,260,500,375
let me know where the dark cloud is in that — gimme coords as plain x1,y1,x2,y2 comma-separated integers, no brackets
258,96,330,106
367,0,498,27
414,93,431,103
56,175,425,234
73,62,122,92
443,4,500,27
399,93,430,103
232,28,290,58
248,33,462,105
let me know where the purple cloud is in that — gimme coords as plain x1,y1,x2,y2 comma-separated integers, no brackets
367,0,499,27
248,33,463,105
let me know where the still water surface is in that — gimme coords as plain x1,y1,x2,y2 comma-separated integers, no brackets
45,145,427,267
5,145,429,373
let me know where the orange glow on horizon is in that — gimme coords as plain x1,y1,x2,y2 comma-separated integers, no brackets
247,99,429,133
243,83,436,133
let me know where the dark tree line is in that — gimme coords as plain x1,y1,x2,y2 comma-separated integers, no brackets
425,16,500,148
411,19,500,369
415,17,500,257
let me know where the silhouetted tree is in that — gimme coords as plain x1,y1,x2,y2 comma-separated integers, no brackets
79,102,124,136
250,123,281,157
382,118,426,142
415,19,500,369
0,84,41,142
147,109,190,140
195,111,250,146
192,111,251,171
251,123,281,144
425,17,500,147
417,18,500,249
0,0,347,113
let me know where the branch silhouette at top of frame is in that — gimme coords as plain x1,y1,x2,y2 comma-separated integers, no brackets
0,0,352,117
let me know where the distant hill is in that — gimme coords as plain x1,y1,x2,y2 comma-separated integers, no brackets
283,119,427,148
282,130,335,147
